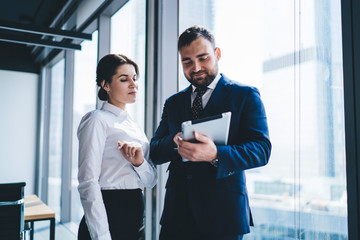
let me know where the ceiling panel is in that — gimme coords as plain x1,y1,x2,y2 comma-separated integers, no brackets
0,0,73,73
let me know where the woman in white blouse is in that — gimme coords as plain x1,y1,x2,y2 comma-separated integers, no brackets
77,54,157,240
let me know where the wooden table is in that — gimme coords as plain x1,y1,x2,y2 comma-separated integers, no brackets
24,195,55,240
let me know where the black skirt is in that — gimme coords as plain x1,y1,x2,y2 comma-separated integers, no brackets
78,189,145,240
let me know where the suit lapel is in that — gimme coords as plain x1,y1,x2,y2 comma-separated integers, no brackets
180,86,193,122
181,75,232,120
202,75,231,117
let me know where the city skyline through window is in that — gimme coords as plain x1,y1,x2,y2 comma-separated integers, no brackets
179,0,347,238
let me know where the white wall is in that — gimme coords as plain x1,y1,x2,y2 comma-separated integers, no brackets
0,69,39,195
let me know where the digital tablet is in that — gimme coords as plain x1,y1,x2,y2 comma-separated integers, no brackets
181,111,232,145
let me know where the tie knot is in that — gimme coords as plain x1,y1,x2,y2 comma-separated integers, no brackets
195,87,207,96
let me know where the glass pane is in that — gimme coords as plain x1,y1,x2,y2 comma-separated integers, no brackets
110,0,146,129
179,0,347,239
298,1,347,238
110,0,148,235
71,31,98,225
48,58,65,219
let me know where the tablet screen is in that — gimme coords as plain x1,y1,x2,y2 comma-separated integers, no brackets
181,112,231,145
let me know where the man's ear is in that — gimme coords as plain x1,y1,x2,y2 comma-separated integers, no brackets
215,47,221,60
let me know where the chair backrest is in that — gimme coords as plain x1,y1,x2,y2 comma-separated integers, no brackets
0,182,26,240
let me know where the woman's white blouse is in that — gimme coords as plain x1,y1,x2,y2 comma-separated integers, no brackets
77,102,157,240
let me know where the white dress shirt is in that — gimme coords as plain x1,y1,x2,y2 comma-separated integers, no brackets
77,102,157,240
191,73,221,108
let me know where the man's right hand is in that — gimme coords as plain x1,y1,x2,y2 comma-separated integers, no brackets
173,131,217,162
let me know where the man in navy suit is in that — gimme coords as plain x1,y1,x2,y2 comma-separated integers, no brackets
150,25,271,240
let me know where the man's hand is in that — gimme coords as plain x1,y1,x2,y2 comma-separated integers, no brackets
173,131,217,162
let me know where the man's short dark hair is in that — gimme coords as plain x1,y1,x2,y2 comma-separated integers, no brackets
178,25,215,50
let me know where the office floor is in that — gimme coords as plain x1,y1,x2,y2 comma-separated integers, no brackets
26,221,77,240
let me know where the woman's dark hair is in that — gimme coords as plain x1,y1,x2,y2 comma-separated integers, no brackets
178,25,216,50
96,54,139,101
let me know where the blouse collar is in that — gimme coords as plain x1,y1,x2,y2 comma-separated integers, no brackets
101,101,127,117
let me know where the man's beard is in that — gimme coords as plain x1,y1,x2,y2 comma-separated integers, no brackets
187,70,217,88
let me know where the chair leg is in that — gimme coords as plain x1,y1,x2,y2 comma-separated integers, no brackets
24,221,32,240
30,222,34,240
50,218,55,240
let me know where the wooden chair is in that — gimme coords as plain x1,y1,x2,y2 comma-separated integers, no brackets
0,182,26,240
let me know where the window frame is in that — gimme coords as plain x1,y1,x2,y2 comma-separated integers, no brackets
341,0,360,239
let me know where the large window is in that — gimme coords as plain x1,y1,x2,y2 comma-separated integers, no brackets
110,0,150,236
179,0,347,239
71,31,99,225
110,0,146,129
48,59,65,219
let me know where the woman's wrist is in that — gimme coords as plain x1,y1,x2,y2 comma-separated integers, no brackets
132,158,144,167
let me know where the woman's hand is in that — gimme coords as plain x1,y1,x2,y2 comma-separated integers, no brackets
173,132,183,147
117,141,144,167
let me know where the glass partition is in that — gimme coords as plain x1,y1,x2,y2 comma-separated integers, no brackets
48,58,65,219
179,0,347,238
110,0,146,130
71,31,99,225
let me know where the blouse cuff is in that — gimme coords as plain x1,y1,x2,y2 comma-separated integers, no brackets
92,230,111,240
133,159,152,173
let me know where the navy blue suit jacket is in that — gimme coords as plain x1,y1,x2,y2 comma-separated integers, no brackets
150,74,271,236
